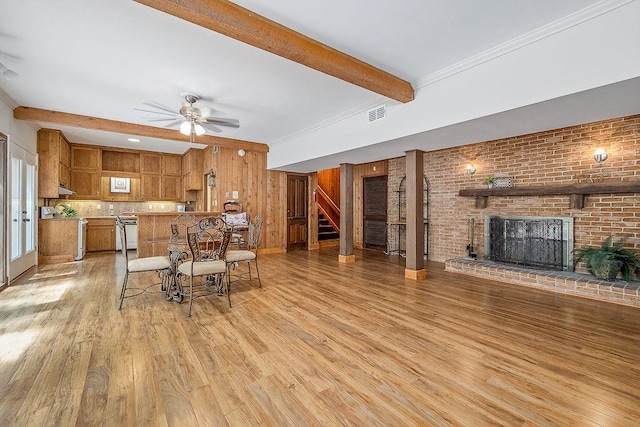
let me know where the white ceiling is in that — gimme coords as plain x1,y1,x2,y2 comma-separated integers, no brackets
1,0,638,171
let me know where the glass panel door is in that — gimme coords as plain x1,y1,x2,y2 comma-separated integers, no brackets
9,143,37,281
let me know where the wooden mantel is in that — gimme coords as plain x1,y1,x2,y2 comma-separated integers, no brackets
459,182,640,209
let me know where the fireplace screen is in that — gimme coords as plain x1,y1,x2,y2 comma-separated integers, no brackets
485,216,574,271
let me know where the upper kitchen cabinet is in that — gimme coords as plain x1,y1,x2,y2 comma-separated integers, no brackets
182,149,203,191
102,150,140,176
70,145,102,199
141,153,161,174
162,154,182,176
71,145,101,170
37,129,71,198
71,170,102,199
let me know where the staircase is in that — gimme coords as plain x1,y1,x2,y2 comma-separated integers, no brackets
318,212,339,241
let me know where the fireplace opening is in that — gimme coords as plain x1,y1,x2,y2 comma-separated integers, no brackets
485,216,574,271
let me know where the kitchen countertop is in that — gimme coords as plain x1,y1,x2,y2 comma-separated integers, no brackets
126,211,220,216
40,217,80,220
85,215,137,220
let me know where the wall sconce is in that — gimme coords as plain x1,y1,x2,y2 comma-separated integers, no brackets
237,149,246,157
466,164,476,175
593,148,608,163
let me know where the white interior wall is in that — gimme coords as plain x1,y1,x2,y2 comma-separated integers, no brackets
267,0,640,171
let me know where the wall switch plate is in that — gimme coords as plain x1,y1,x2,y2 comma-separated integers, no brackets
232,190,238,199
148,204,153,209
160,204,165,209
225,192,229,198
109,204,114,209
96,204,101,209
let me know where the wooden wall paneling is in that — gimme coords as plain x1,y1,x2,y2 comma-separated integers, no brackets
317,167,340,205
265,170,287,252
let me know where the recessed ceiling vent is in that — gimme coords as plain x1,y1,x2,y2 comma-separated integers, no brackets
367,104,386,123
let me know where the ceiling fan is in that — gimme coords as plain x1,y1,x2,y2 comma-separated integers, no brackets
136,93,240,138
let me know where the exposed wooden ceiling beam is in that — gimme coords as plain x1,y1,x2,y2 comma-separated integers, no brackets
133,0,414,103
13,106,268,152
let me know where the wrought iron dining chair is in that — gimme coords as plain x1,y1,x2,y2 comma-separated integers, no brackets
166,214,196,301
177,216,232,316
225,213,263,287
116,216,172,309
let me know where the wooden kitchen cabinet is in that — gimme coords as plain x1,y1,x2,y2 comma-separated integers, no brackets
162,175,182,201
141,174,162,200
182,149,203,191
38,218,78,263
141,153,161,174
37,129,71,198
162,154,182,176
71,170,101,199
71,145,101,170
86,218,116,252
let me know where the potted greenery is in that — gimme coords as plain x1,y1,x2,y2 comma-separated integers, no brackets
484,177,494,188
573,236,640,281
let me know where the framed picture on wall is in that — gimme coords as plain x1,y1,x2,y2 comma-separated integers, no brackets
110,177,130,193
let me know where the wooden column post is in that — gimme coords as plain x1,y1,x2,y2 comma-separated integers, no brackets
405,150,425,279
339,163,355,263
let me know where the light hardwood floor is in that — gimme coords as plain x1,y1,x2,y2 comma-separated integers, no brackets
1,248,639,426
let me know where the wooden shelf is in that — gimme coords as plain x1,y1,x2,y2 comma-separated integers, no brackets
459,181,640,209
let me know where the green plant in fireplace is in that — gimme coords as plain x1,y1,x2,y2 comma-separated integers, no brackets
573,236,640,281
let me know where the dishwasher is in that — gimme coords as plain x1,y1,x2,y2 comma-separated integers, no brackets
116,218,138,251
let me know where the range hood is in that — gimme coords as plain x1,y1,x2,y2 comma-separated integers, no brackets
58,185,75,196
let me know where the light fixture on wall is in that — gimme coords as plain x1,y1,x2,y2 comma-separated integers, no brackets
593,148,608,163
466,164,476,175
237,149,246,157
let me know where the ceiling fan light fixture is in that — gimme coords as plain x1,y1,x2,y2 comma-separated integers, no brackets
194,123,205,136
179,121,191,135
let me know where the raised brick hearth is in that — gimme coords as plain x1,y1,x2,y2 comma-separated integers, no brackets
445,257,640,307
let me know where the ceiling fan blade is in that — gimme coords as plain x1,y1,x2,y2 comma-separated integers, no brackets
143,117,181,122
202,117,240,128
141,102,178,115
201,123,223,133
134,107,179,117
164,119,185,128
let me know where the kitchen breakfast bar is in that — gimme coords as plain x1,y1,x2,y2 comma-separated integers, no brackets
131,211,221,258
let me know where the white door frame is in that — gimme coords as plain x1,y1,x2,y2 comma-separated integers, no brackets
0,134,7,289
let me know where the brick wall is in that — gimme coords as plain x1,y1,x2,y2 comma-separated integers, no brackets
387,114,640,275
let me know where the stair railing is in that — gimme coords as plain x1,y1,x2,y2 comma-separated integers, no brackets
316,185,340,233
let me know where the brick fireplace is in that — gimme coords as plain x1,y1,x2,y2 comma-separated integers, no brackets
386,113,640,306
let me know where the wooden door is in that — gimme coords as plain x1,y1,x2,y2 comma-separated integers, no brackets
287,174,308,251
363,175,387,249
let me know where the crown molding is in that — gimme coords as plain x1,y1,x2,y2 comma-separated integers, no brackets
271,0,634,149
415,0,634,89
